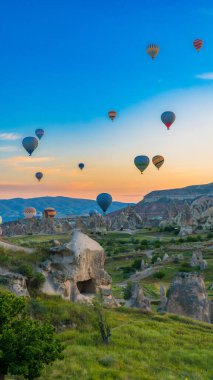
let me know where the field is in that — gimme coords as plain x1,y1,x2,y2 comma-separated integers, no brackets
1,229,213,379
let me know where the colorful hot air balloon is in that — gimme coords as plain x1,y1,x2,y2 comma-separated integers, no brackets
44,208,56,219
96,193,112,214
108,110,117,121
36,211,43,220
35,129,44,140
161,111,176,130
78,163,85,171
24,207,37,219
152,155,164,170
35,172,43,182
0,216,2,225
193,39,203,52
146,44,159,60
134,156,150,174
22,137,38,156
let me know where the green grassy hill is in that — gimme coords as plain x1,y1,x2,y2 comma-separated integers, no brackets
39,300,213,380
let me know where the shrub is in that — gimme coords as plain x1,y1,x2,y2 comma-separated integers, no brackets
153,271,166,279
132,259,141,270
124,282,133,300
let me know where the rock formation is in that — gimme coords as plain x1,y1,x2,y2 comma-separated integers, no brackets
126,283,151,313
40,230,118,306
2,218,72,237
0,269,29,297
157,285,167,313
166,273,211,323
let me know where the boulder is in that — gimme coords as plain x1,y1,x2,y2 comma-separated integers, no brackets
40,230,119,307
126,283,151,313
166,273,211,323
0,271,29,297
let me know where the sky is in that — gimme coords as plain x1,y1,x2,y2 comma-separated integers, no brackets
0,0,213,202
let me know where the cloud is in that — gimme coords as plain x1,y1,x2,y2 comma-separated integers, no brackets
195,73,213,80
0,156,55,167
0,146,18,152
0,133,21,141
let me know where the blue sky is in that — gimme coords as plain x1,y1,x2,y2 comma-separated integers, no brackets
0,0,213,201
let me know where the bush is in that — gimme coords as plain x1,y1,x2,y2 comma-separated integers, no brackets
153,271,166,279
132,259,141,270
17,263,34,279
29,272,45,290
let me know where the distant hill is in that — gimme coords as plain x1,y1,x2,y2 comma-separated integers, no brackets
0,196,134,222
143,182,213,203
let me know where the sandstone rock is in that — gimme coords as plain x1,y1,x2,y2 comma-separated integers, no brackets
163,253,169,262
0,271,29,297
166,273,210,323
40,230,118,307
157,285,167,313
199,260,208,271
126,283,151,313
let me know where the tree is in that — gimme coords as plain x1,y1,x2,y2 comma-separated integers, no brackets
0,292,63,380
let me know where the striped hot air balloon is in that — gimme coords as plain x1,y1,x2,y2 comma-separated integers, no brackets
108,110,117,121
44,208,56,219
193,39,203,52
161,111,176,130
152,155,164,170
24,207,37,219
146,44,159,60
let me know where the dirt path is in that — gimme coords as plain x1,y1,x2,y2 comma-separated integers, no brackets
0,240,34,254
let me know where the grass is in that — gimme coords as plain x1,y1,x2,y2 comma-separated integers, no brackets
36,304,213,380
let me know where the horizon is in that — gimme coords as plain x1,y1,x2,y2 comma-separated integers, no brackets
0,1,213,202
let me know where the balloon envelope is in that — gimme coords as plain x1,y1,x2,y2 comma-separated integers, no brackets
35,172,43,182
134,156,150,174
96,193,112,214
193,39,203,52
108,110,117,121
24,207,37,219
44,208,56,219
146,44,159,59
79,163,85,170
161,111,176,130
152,155,164,170
22,137,38,156
35,129,44,140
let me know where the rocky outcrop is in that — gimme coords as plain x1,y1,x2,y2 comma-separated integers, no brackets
2,218,72,237
126,283,151,313
40,230,118,306
157,285,167,313
107,206,142,231
0,269,29,297
166,273,211,323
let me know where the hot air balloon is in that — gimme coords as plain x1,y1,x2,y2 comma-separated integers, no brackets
0,216,3,225
161,111,176,130
146,44,159,60
134,156,150,174
78,163,85,171
35,128,44,140
152,155,164,170
89,209,98,217
35,172,43,182
36,211,43,220
44,208,56,219
193,39,203,52
24,207,37,219
22,137,38,156
96,193,112,214
108,110,117,121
